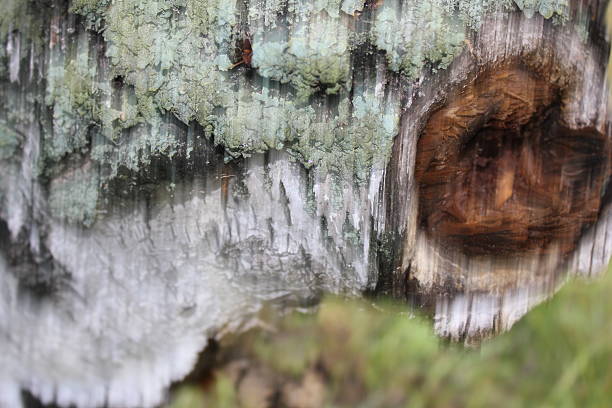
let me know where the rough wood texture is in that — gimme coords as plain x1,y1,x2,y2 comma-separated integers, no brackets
0,0,610,406
415,63,609,256
381,5,611,341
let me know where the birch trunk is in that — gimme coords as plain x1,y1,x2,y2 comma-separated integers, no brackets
0,0,610,406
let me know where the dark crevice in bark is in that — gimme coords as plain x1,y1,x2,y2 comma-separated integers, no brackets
0,218,70,301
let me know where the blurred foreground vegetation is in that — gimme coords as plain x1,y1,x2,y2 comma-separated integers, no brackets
169,266,612,408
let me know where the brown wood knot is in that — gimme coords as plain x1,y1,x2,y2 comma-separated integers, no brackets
415,64,611,257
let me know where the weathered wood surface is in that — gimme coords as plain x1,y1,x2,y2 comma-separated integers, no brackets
0,0,610,406
383,3,612,334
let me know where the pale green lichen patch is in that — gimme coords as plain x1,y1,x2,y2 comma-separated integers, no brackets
69,0,110,17
48,162,100,226
70,0,394,187
371,0,569,77
0,0,574,226
372,0,465,77
0,120,21,160
514,0,569,20
62,0,237,177
91,117,187,177
340,0,366,16
100,0,235,124
252,11,351,101
69,0,109,29
45,32,100,162
217,83,400,186
248,0,288,28
60,0,571,225
441,0,568,27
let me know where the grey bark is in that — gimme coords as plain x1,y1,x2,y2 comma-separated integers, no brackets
0,1,610,407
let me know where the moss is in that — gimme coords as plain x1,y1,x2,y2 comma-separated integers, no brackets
169,376,237,408
173,265,612,407
253,313,321,377
169,386,206,408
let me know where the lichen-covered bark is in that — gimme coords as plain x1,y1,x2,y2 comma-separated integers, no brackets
0,0,609,407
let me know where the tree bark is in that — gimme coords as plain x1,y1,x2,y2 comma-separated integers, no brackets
0,0,610,406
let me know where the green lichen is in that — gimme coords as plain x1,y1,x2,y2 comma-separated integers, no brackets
217,85,399,189
69,0,109,15
373,0,466,76
514,0,569,20
253,11,351,101
69,0,110,29
0,0,47,45
0,0,574,227
340,0,366,16
66,0,569,183
88,0,238,171
371,0,569,77
60,0,398,189
100,0,233,124
442,0,507,28
442,0,568,27
0,120,21,160
45,33,101,162
48,163,100,226
248,0,288,27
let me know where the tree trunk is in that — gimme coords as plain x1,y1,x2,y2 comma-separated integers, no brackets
0,0,610,406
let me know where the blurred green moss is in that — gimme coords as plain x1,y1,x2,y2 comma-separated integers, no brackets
171,377,237,408
169,265,612,408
